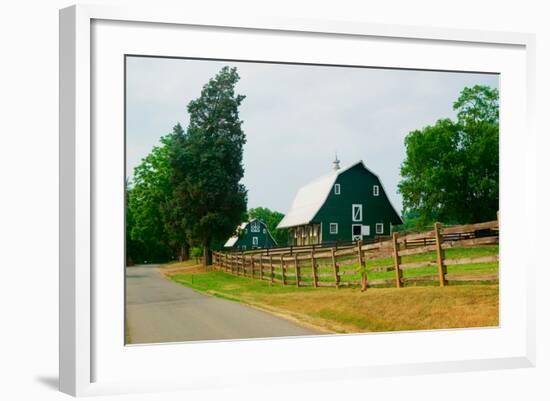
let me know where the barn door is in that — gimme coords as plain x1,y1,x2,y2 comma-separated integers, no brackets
352,224,362,241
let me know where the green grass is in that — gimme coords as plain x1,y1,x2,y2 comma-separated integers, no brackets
168,266,498,333
367,245,498,281
267,246,498,285
170,270,317,299
166,245,499,333
160,259,202,269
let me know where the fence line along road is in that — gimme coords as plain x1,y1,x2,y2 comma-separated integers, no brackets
212,217,499,291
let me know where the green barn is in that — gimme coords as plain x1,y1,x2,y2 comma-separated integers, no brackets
224,218,278,251
277,158,403,245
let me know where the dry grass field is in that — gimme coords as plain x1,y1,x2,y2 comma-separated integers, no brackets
165,264,499,333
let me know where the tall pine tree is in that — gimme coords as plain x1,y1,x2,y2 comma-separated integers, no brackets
170,66,247,265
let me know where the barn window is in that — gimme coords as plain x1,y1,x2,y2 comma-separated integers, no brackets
330,223,338,234
373,185,379,196
376,223,384,234
334,183,341,195
252,236,258,246
251,221,260,232
352,204,363,222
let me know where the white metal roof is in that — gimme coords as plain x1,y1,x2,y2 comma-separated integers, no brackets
223,222,248,247
223,236,239,247
277,160,402,229
276,169,339,229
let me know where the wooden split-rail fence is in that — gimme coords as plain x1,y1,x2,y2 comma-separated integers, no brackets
212,218,499,290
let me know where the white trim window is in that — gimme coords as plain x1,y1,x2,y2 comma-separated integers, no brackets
334,183,341,195
362,225,371,236
250,221,261,232
329,223,338,234
373,185,379,196
252,236,258,246
352,204,363,222
376,223,384,234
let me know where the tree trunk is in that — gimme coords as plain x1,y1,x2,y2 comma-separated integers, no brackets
203,243,212,267
179,242,190,261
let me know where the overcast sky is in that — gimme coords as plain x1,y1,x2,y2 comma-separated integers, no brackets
126,56,498,215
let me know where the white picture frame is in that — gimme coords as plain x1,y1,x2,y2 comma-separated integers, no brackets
59,4,536,397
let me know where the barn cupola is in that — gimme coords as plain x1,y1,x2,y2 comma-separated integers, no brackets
333,154,340,171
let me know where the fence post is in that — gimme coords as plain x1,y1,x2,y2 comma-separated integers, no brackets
331,248,339,288
240,251,244,276
280,254,286,285
357,240,367,292
392,232,403,288
269,255,274,285
311,249,318,288
259,255,264,281
434,222,447,287
294,254,300,287
251,255,255,278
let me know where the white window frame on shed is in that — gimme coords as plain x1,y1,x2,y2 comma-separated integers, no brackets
329,223,338,234
252,236,258,246
373,185,379,196
352,204,363,222
334,183,341,195
376,223,384,234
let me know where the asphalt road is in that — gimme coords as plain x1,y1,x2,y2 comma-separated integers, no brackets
125,265,319,344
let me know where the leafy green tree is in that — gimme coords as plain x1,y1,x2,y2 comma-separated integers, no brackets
127,127,189,263
125,179,144,265
247,207,288,246
161,125,191,261
393,209,432,233
399,85,499,226
170,66,248,265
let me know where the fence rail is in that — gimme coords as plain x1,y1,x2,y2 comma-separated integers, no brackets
225,236,391,256
213,217,499,290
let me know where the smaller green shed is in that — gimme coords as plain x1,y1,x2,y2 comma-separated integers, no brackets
223,219,278,251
